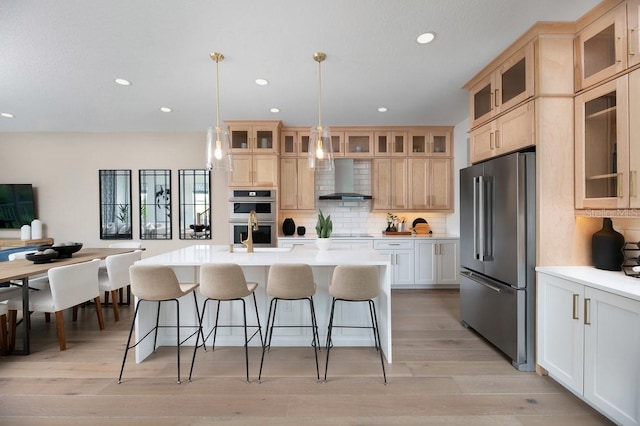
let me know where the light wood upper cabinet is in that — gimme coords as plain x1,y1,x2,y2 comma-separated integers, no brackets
344,131,373,157
575,76,629,209
226,120,281,154
469,44,534,128
470,102,534,164
279,158,315,210
280,130,297,157
374,131,408,156
229,154,278,188
575,2,639,91
407,158,452,211
630,68,640,208
372,159,408,210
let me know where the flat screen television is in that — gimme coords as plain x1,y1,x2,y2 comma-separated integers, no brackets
0,184,36,229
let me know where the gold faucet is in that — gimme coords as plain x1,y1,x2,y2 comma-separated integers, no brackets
242,210,259,253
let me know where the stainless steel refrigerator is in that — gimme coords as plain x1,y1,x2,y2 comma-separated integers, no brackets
459,151,536,371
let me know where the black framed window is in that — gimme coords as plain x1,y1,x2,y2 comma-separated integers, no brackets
179,169,211,240
139,169,171,240
99,170,132,240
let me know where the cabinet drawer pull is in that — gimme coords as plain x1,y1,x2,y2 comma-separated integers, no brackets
572,294,579,320
490,132,495,150
584,298,591,325
495,130,500,149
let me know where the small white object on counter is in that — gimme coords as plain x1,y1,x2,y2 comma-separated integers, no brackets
31,219,42,239
20,224,31,240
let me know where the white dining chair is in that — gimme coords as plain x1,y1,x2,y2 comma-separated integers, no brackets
8,250,50,291
98,250,142,321
102,242,143,305
7,259,104,351
0,303,8,355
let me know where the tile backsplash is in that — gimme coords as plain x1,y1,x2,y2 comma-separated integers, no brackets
278,160,448,236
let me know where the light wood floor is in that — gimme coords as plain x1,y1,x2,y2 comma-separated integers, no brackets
0,289,613,425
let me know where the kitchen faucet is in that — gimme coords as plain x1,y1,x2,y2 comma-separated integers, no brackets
242,210,259,253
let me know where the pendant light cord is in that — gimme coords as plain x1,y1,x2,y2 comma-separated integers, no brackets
317,59,322,129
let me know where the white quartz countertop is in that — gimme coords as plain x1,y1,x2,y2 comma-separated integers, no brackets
278,233,459,240
136,244,390,267
536,266,640,302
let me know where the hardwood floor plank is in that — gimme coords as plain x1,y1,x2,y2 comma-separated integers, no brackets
0,289,613,425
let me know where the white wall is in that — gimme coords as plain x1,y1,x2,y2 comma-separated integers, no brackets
0,132,230,257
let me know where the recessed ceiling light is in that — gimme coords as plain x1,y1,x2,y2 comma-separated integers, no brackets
159,107,172,113
416,32,436,44
114,78,131,86
270,108,280,113
1,112,14,118
378,107,388,112
255,78,269,86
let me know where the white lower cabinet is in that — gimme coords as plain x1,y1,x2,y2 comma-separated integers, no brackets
414,239,459,287
373,239,414,288
538,272,640,426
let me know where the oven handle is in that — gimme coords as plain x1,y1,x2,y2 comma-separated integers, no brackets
229,219,275,224
229,197,276,203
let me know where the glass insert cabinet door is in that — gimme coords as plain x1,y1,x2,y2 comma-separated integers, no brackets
575,76,629,209
139,169,171,240
99,170,132,240
178,169,211,240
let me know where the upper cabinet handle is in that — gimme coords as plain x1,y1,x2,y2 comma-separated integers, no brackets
629,29,636,56
494,89,500,108
616,36,622,63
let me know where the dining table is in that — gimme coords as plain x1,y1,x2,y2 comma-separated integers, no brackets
0,247,138,355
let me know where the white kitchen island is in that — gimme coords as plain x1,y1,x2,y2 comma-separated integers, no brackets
133,244,392,363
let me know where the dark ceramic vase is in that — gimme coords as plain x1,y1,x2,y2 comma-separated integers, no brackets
592,217,624,271
297,226,306,236
282,218,296,236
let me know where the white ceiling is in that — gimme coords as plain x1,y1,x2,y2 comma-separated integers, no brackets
0,0,601,133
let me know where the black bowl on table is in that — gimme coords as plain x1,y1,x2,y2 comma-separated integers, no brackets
25,251,59,264
38,242,83,258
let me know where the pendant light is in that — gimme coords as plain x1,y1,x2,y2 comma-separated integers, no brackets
308,52,334,171
206,52,233,172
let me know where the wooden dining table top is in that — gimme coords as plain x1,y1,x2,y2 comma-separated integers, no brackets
0,247,137,282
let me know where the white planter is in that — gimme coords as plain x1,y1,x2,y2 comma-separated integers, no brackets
316,238,332,251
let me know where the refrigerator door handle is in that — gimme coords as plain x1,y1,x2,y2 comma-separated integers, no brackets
476,176,485,261
482,176,493,261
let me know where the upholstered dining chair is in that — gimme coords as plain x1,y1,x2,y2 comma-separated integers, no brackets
118,265,200,384
103,242,143,305
7,259,104,351
323,265,387,384
98,250,142,322
189,263,263,383
8,250,50,291
6,250,52,323
258,263,320,382
0,303,8,355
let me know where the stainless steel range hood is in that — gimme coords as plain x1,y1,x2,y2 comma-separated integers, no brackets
318,158,372,201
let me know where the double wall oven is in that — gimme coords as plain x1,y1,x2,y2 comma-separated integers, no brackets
228,189,277,247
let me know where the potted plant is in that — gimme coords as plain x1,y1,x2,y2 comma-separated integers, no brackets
315,209,332,250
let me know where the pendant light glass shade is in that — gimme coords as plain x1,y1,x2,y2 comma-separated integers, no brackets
308,52,334,171
205,52,233,172
206,125,232,171
307,125,333,170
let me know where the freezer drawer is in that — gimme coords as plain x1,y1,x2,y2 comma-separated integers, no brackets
460,271,527,367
